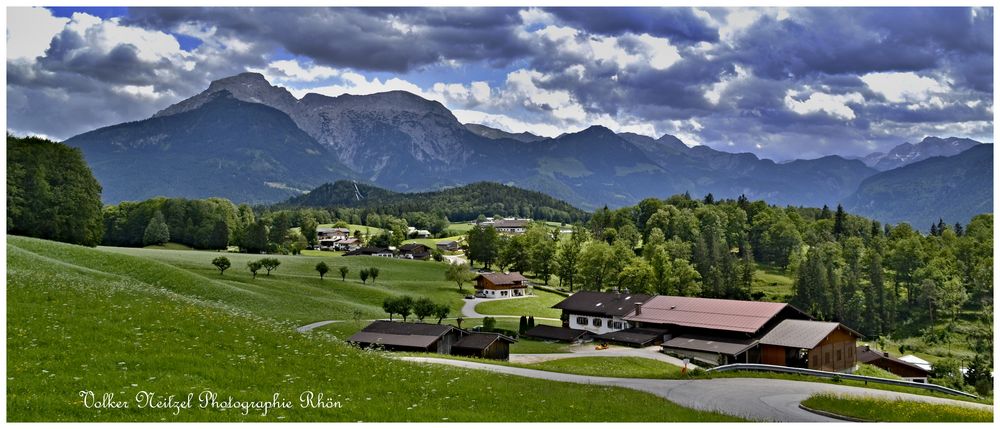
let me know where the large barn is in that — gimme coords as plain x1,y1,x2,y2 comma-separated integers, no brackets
546,292,862,371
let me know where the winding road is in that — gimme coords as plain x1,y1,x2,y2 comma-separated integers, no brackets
400,357,992,422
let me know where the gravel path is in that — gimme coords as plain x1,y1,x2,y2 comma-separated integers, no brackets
399,357,992,422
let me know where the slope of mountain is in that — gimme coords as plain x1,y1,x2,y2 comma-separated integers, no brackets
845,144,993,228
464,123,546,143
626,134,878,208
64,91,354,204
66,72,983,216
284,180,587,222
864,136,981,171
155,72,477,191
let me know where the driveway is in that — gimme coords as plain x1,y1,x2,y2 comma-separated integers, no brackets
399,357,991,422
442,252,467,265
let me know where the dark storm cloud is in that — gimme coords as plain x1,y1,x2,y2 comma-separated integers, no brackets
729,8,993,87
545,8,718,43
126,7,532,73
6,6,993,160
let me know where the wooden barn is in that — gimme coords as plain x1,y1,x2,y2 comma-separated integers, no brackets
348,321,463,354
759,320,861,372
450,333,517,360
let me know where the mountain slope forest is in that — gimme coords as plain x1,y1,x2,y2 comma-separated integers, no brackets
845,145,993,229
282,180,588,223
59,72,990,229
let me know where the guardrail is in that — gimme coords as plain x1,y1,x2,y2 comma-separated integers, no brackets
707,363,979,399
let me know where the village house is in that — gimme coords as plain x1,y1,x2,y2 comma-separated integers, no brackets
436,240,460,252
343,246,394,257
333,237,361,251
398,243,432,260
857,345,931,383
474,272,530,298
493,218,531,234
347,321,463,354
554,290,653,334
317,227,351,240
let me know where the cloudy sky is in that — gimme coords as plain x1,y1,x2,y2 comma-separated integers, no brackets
6,6,994,160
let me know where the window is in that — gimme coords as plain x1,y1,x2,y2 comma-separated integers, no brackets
593,318,603,327
836,350,842,361
576,317,588,326
612,321,623,330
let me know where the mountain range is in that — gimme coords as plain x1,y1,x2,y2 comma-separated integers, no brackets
61,72,992,227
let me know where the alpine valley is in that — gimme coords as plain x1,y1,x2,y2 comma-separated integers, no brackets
62,72,992,228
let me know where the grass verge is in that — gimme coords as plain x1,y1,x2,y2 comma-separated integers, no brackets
800,393,992,422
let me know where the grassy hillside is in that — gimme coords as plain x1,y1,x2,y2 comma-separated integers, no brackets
7,236,740,422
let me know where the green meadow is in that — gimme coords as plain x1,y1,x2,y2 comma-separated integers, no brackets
7,235,741,422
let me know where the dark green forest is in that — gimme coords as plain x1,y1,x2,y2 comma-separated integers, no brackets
7,135,104,246
282,180,587,224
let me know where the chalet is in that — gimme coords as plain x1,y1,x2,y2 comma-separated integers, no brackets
450,333,517,360
552,290,652,335
474,272,530,298
334,237,361,251
857,345,931,383
758,320,861,372
398,243,432,260
344,246,393,257
523,324,590,343
348,321,463,354
493,219,531,234
436,240,460,251
317,227,350,240
414,229,432,238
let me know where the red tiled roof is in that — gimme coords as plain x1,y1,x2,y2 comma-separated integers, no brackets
624,295,791,333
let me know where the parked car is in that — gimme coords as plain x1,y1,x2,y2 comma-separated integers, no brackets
464,295,475,300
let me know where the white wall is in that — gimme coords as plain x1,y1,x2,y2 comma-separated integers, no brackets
567,313,630,335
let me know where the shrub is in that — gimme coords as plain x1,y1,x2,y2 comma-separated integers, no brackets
247,260,262,279
211,256,231,275
315,261,329,279
260,258,281,275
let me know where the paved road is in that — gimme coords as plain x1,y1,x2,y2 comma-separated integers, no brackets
511,345,695,368
400,357,991,422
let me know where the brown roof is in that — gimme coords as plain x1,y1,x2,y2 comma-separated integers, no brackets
594,327,667,346
452,333,516,350
625,295,799,333
359,320,455,336
663,335,759,356
494,219,530,228
523,325,589,342
399,243,431,252
553,291,654,317
347,331,442,348
759,319,858,349
476,272,529,285
857,346,930,376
